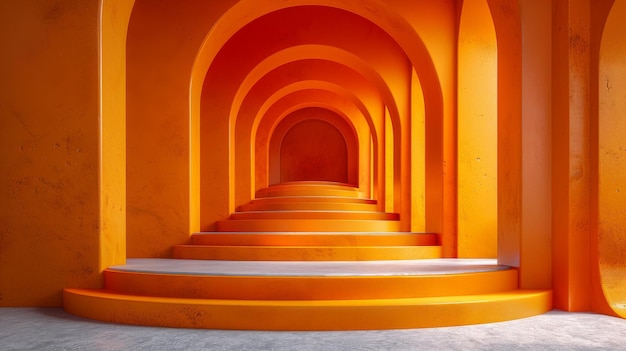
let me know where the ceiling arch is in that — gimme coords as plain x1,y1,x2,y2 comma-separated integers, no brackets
191,0,443,122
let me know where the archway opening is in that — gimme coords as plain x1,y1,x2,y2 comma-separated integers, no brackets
267,107,358,185
279,119,348,184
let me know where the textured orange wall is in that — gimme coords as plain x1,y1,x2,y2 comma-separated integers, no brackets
126,0,236,256
1,0,102,306
590,0,619,317
598,0,626,318
280,119,349,183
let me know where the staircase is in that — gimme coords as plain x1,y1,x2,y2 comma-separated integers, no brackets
64,181,552,330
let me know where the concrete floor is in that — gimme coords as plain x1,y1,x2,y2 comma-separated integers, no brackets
2,308,625,350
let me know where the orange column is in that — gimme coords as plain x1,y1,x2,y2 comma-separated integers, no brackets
100,0,135,271
410,69,427,233
490,0,552,289
552,0,592,311
384,108,394,213
489,0,523,269
457,0,498,258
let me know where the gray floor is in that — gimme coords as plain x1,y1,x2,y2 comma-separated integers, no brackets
2,308,626,350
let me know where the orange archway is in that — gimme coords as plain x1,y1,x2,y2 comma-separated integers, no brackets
273,112,353,184
193,2,445,236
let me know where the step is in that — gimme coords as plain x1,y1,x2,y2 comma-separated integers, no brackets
247,196,377,205
229,211,399,221
190,232,439,246
172,245,442,261
216,219,401,232
101,261,517,300
63,289,552,330
238,201,379,212
262,181,359,192
256,188,364,198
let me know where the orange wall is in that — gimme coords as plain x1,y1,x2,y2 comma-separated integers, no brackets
126,0,236,255
590,0,620,317
0,0,133,306
279,119,349,183
597,0,626,318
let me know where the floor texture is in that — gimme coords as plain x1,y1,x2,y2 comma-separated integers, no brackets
1,308,625,350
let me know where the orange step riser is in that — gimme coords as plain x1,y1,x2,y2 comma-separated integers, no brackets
63,289,553,331
271,181,355,186
190,233,439,246
103,269,518,300
258,183,359,193
238,202,379,212
172,245,442,261
229,212,399,221
256,189,364,199
248,197,377,205
216,219,401,232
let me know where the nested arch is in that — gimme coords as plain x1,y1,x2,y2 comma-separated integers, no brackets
192,1,444,232
270,108,357,185
254,88,376,198
232,55,384,206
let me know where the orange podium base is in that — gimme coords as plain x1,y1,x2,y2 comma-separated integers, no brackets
64,182,552,330
64,259,551,330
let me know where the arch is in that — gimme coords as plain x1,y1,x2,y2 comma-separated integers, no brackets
598,0,626,318
232,56,384,206
202,5,406,211
270,109,355,184
253,86,375,197
191,0,443,232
